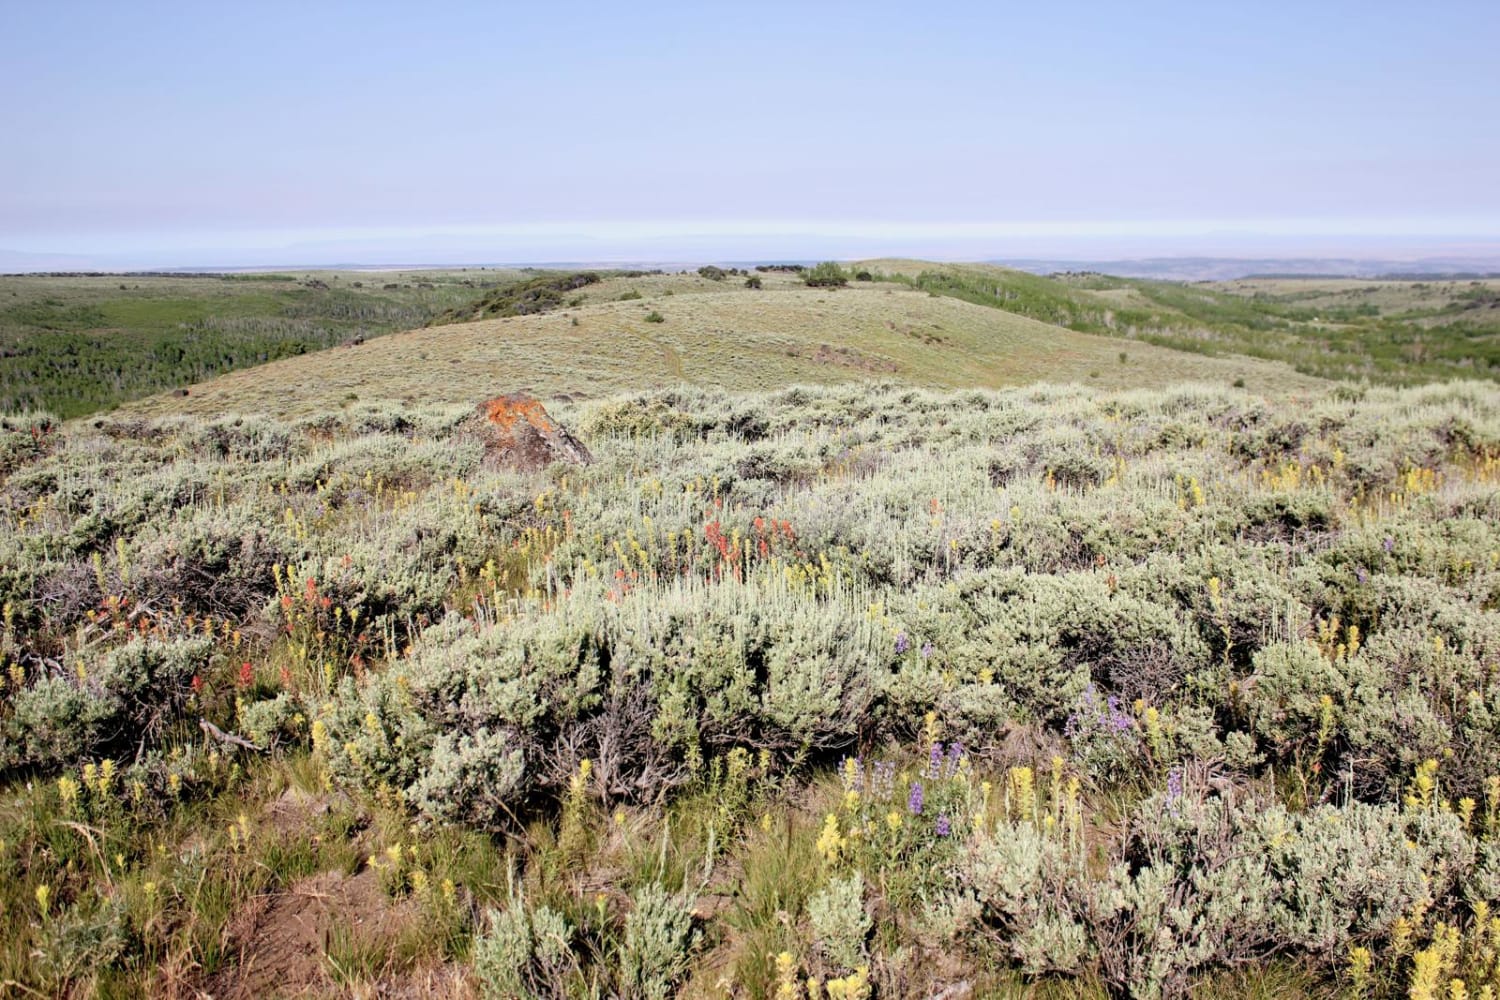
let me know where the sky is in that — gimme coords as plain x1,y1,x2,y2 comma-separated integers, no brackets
2,0,1499,267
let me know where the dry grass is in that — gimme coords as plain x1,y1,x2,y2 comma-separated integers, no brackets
121,279,1320,419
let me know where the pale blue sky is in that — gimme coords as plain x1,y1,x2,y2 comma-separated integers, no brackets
2,0,1498,265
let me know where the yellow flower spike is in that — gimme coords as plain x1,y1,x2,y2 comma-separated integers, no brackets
1008,766,1036,821
841,757,858,790
57,775,80,807
774,951,802,1000
815,813,844,862
34,884,50,917
1348,946,1373,989
886,810,903,831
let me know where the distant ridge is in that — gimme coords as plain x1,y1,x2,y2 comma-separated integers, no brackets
996,256,1500,282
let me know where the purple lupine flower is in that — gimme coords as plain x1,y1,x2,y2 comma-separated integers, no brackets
908,781,925,815
894,632,910,654
1166,766,1183,815
946,742,965,778
928,743,945,779
920,642,933,659
935,814,951,837
1383,537,1395,553
1107,693,1132,732
1355,566,1368,584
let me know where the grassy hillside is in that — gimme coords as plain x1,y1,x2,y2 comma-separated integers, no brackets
2,380,1499,996
119,273,1319,419
0,269,523,417
864,260,1500,384
8,262,1495,423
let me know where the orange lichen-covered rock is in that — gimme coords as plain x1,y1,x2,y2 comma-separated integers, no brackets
469,393,593,471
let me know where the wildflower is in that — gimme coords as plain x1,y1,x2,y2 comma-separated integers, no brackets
928,743,944,779
894,632,910,655
886,810,903,831
35,883,50,917
907,782,924,815
1166,766,1184,814
935,814,951,837
946,742,964,777
816,813,844,862
841,756,861,793
774,952,801,1000
920,642,933,659
871,761,896,798
190,674,203,695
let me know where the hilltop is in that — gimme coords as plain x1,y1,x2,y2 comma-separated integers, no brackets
118,266,1317,419
12,260,1500,423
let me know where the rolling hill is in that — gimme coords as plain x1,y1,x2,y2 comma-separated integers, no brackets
119,267,1320,419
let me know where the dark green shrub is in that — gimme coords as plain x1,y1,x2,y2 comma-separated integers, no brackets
804,262,849,288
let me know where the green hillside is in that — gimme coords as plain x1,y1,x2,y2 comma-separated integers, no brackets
0,269,522,417
119,271,1319,419
862,260,1500,384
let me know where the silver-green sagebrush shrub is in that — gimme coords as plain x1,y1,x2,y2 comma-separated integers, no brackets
966,786,1475,999
808,871,873,973
619,882,698,1000
2,636,211,772
474,889,577,999
407,728,527,830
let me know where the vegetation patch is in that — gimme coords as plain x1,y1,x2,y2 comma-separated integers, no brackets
3,379,1500,995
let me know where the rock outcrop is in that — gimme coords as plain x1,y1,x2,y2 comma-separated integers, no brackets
468,393,593,471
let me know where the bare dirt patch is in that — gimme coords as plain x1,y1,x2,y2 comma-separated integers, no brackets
203,867,438,999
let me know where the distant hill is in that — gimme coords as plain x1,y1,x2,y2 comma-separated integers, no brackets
119,268,1317,420
993,256,1500,281
862,260,1500,384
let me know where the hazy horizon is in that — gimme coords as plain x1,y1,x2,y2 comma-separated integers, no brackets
4,1,1498,269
